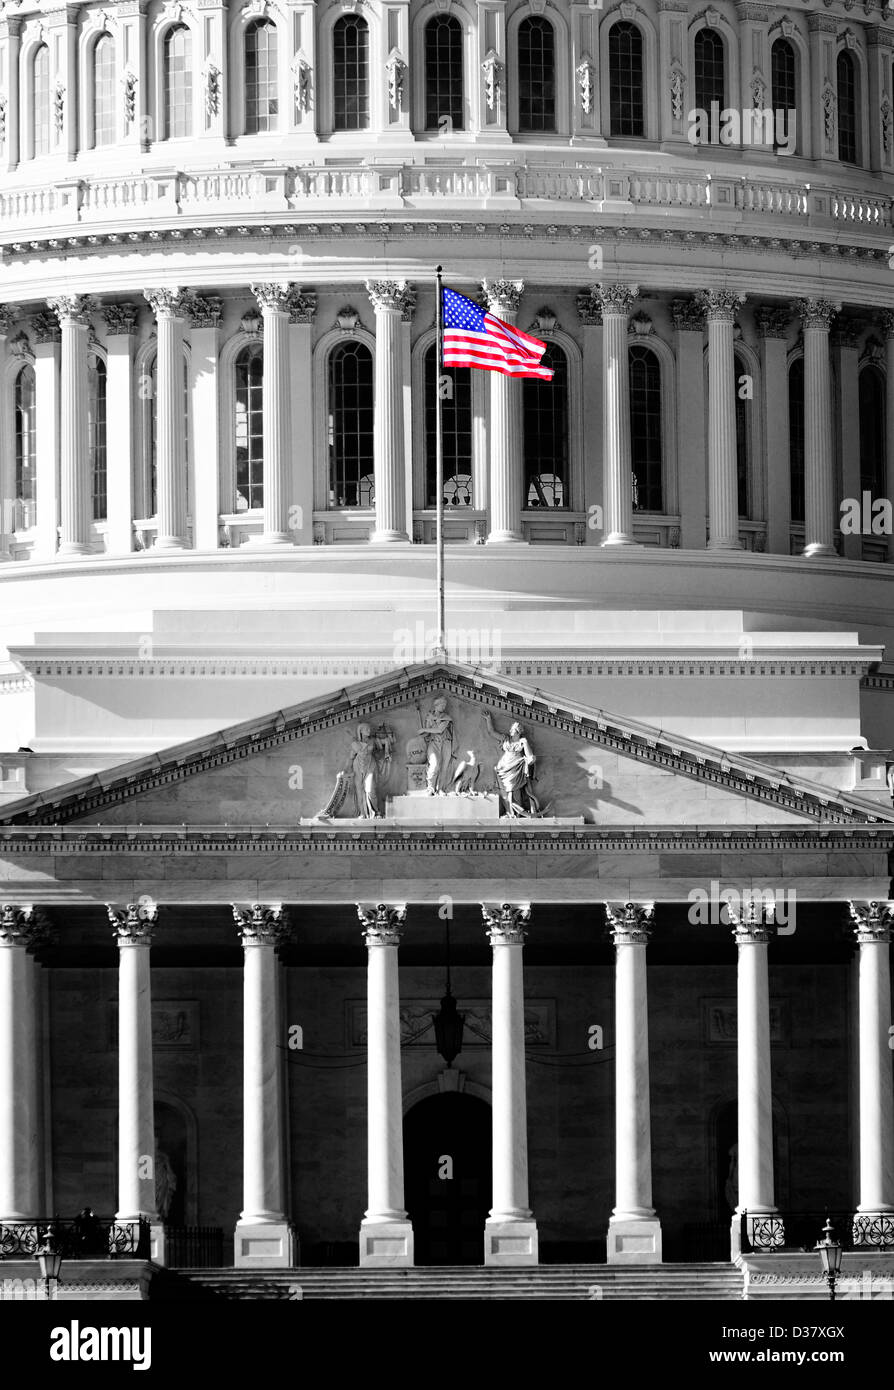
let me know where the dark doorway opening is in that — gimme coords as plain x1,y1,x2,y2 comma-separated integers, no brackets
403,1092,492,1266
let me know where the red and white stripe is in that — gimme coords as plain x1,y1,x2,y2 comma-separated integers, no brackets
443,312,553,379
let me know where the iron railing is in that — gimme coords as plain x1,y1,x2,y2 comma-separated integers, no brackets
741,1210,894,1254
0,1217,150,1260
164,1226,224,1268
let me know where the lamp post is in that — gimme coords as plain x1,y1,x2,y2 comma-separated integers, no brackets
35,1227,63,1302
815,1218,842,1301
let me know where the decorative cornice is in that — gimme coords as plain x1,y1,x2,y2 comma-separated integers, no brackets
143,288,187,319
481,279,523,317
797,298,840,330
233,902,290,946
0,903,35,946
365,280,415,319
107,900,157,944
605,901,654,944
695,289,746,322
807,13,838,33
250,282,293,313
357,902,406,946
101,302,140,335
755,305,791,339
183,294,223,328
482,902,531,944
848,899,893,944
47,294,92,328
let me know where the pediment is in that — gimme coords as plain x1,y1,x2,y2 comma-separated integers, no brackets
1,663,889,829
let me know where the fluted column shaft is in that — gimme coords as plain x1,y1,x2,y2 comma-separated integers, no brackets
236,912,288,1221
483,280,525,544
366,283,413,543
599,285,639,545
251,284,293,546
798,299,838,558
49,296,91,556
881,314,894,563
699,290,745,551
0,907,37,1221
109,904,158,1224
608,906,655,1216
734,918,776,1215
144,289,187,550
849,904,894,1214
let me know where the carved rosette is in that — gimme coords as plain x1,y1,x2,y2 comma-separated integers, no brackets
0,904,35,947
365,281,415,320
251,282,293,314
102,302,139,336
576,288,602,327
108,901,158,946
755,305,791,339
288,290,317,325
47,294,93,328
233,903,290,948
143,288,188,320
357,902,406,947
481,278,523,317
30,312,62,345
482,902,531,946
694,289,746,323
670,298,705,332
605,902,654,946
184,295,223,329
848,901,894,945
796,298,838,331
598,284,639,317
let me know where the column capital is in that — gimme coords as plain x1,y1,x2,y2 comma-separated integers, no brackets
47,294,93,327
848,900,893,945
481,279,523,317
102,302,140,336
31,311,61,345
695,289,746,322
233,902,290,947
108,901,157,945
482,902,531,944
755,305,792,340
183,294,223,329
0,903,35,946
365,281,415,321
730,911,773,944
597,284,640,317
576,288,602,327
878,310,894,341
142,288,188,319
670,298,706,332
605,901,654,944
357,902,406,946
796,298,840,331
250,282,293,314
288,290,317,325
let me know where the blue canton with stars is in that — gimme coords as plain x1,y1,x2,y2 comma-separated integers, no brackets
442,288,486,330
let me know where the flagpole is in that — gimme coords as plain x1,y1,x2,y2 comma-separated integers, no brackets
435,265,446,658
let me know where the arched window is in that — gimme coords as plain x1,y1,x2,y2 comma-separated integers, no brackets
14,364,37,528
328,342,374,507
629,345,662,512
608,21,644,138
517,17,555,133
163,25,193,139
145,354,190,516
88,355,107,522
523,343,568,507
333,16,369,131
788,357,805,525
424,344,472,506
734,352,750,517
837,50,857,164
245,19,278,133
694,29,725,132
425,16,463,132
32,44,51,157
770,38,796,121
234,342,264,511
859,365,885,496
93,34,116,146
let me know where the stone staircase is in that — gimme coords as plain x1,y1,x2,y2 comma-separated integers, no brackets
152,1263,744,1301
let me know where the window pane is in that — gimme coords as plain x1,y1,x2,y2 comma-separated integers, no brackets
609,21,644,138
164,25,193,139
425,16,463,132
523,344,568,507
629,345,662,512
770,39,796,116
33,45,50,157
235,343,264,510
88,357,108,521
245,20,278,134
333,17,369,131
859,367,885,496
94,34,116,146
788,358,805,525
837,50,856,164
518,18,555,134
328,342,374,506
15,365,37,527
694,29,725,124
425,345,472,506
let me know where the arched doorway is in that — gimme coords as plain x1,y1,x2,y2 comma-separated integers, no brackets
403,1092,492,1265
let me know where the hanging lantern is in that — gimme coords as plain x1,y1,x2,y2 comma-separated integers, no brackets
432,920,465,1067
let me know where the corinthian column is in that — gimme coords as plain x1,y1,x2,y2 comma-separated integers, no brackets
250,283,294,547
0,905,38,1222
797,299,839,558
366,282,414,543
143,288,188,550
731,906,782,1256
879,313,894,563
848,903,894,1233
697,290,745,550
481,903,538,1264
232,904,296,1268
599,285,640,546
482,280,525,544
48,295,92,556
605,903,662,1263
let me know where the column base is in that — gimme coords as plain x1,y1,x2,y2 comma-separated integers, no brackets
370,530,410,544
245,533,295,549
149,1223,166,1267
233,1220,297,1268
607,1214,662,1264
802,543,836,558
707,538,744,551
483,1216,539,1266
486,532,526,545
56,541,93,557
358,1218,414,1267
152,537,187,552
601,534,642,547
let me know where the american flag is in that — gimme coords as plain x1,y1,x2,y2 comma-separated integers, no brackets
441,287,553,380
